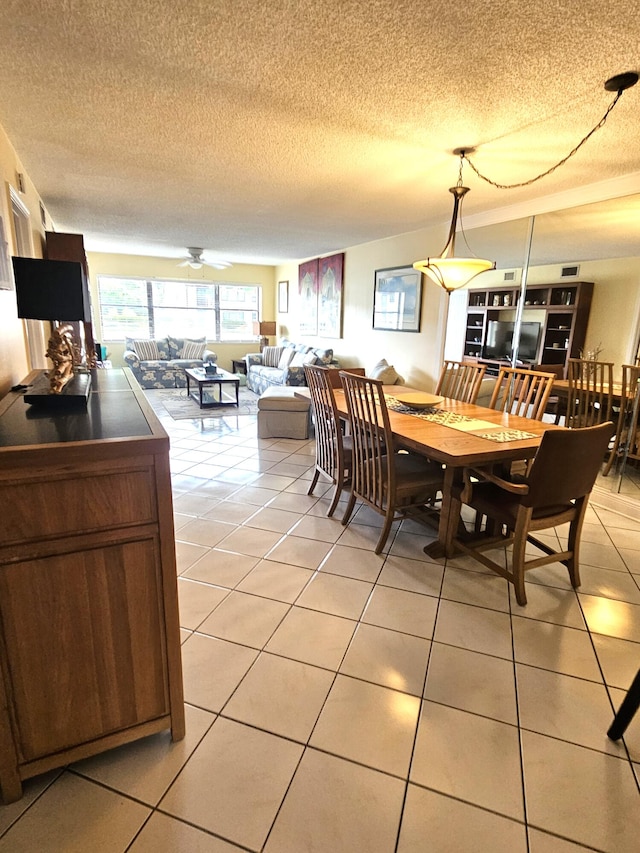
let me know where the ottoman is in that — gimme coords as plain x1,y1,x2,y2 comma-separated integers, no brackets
257,387,311,439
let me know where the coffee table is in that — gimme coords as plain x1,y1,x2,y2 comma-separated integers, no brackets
184,367,240,409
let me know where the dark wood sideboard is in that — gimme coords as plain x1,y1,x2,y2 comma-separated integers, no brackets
0,368,184,803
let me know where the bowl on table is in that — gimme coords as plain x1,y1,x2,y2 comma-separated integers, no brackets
395,393,443,410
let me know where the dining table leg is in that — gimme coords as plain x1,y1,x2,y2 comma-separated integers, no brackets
423,466,461,559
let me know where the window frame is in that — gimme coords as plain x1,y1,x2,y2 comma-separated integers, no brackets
97,275,262,342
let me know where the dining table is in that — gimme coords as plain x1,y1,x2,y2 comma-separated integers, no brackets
552,378,624,403
298,384,562,559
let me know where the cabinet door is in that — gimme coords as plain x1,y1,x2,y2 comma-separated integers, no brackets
0,538,169,762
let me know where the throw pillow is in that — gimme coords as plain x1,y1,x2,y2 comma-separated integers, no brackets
370,358,404,385
167,335,205,358
182,339,207,359
312,347,334,365
277,348,296,370
133,339,160,360
290,350,318,368
262,346,284,367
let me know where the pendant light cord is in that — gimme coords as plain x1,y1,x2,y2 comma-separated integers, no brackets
462,88,626,190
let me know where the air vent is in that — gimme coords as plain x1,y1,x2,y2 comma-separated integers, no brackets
503,270,516,282
561,265,580,278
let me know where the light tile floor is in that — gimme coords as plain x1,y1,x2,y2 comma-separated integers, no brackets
2,404,640,852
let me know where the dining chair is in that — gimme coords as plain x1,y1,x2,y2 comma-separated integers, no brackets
325,366,365,388
488,366,557,420
602,363,640,476
435,360,487,404
450,421,615,605
304,364,352,517
339,371,444,554
566,358,614,428
533,363,566,423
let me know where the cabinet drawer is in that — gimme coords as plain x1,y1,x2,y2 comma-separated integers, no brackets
0,466,158,546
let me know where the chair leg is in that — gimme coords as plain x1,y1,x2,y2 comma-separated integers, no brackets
511,511,531,606
607,668,640,740
341,492,357,526
326,480,342,518
307,469,320,496
565,497,587,589
375,510,395,555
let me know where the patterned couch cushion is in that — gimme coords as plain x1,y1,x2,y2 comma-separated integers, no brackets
167,336,206,358
125,337,172,359
262,346,284,367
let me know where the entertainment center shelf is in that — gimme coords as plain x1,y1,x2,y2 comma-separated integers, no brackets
463,281,593,376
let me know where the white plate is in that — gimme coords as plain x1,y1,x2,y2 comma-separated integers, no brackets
395,393,443,410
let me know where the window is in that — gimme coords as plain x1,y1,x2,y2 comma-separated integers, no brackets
98,276,261,341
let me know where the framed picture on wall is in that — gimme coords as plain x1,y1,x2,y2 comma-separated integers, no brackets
373,265,423,332
318,252,344,338
278,280,289,313
298,259,319,335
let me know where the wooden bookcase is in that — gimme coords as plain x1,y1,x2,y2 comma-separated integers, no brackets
463,281,593,376
0,369,184,803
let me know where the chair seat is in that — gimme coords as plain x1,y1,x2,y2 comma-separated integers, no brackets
392,453,443,496
457,481,574,526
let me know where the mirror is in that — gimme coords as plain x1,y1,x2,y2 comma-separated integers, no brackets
455,193,640,500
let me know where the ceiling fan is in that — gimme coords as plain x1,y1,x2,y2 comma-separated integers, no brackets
178,247,232,270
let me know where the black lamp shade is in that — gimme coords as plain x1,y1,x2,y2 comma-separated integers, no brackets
12,257,91,322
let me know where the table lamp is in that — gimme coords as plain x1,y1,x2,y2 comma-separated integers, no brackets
12,256,93,406
253,320,277,351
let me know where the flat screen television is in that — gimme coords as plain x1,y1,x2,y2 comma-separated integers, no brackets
483,320,541,361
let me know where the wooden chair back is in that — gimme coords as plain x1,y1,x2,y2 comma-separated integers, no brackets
488,366,556,420
435,360,487,403
566,358,614,428
533,363,566,423
602,363,640,476
326,367,365,389
304,364,349,516
338,371,392,514
525,421,615,507
338,370,443,553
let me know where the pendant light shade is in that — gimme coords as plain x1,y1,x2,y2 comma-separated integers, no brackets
413,183,495,293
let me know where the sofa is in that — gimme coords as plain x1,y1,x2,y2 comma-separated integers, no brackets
123,336,217,389
245,340,338,395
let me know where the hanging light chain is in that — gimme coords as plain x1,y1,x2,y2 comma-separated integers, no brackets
462,88,625,190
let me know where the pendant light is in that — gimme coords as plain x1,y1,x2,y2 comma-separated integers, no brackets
413,149,495,293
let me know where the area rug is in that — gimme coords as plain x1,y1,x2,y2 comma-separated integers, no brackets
146,387,259,420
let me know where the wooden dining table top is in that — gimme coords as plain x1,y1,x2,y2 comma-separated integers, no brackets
298,384,562,557
552,378,625,402
326,385,560,467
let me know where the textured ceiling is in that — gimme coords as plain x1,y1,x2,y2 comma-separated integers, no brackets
0,0,639,265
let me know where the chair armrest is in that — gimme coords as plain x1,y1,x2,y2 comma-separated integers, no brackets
245,353,263,367
465,466,530,495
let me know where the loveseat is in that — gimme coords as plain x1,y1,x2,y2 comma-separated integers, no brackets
123,336,217,389
245,340,338,395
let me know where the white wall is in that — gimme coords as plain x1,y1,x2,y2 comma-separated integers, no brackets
279,231,640,391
